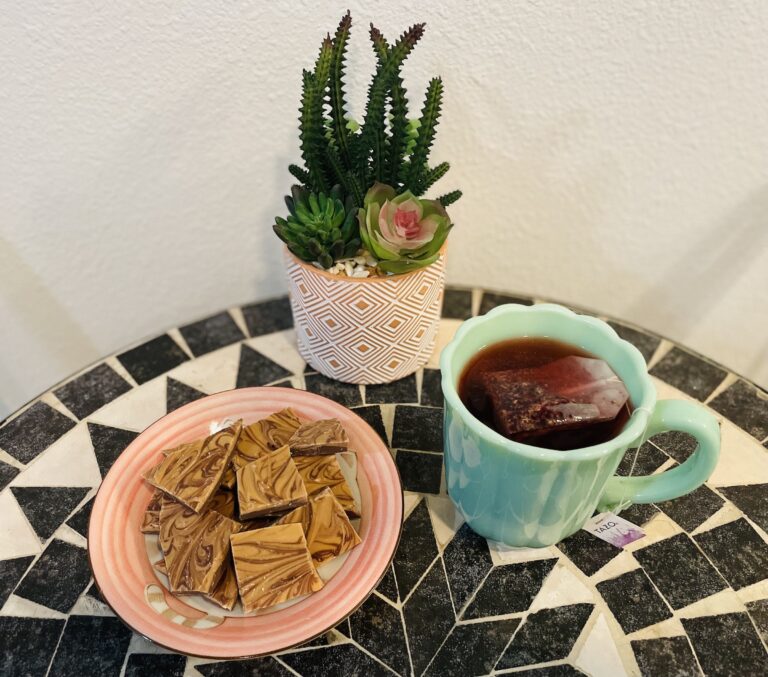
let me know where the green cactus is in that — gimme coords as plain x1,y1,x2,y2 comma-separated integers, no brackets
274,185,360,269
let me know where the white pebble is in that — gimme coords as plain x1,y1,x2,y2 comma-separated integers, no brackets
344,262,354,276
365,255,378,267
352,269,370,278
353,256,366,265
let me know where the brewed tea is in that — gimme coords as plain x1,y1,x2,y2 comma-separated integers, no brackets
458,337,632,450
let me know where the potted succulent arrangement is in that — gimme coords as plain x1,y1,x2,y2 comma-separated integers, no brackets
274,12,461,384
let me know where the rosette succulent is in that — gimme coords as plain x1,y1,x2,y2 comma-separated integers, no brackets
358,183,451,273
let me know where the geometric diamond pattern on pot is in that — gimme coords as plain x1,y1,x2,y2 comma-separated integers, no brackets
443,523,493,612
10,486,90,541
87,423,139,479
694,517,768,590
392,499,438,600
595,568,673,634
165,377,206,413
463,559,557,620
349,592,410,676
495,603,594,670
424,618,521,677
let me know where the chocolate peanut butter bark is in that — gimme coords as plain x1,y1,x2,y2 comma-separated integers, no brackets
232,408,302,470
289,419,348,455
140,490,164,534
236,445,308,519
276,487,361,565
293,453,359,516
204,558,239,611
230,523,324,613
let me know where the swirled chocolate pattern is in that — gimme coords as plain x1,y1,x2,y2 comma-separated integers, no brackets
276,487,361,565
208,489,236,519
230,523,324,613
158,496,241,595
236,445,307,519
140,490,164,533
219,465,237,491
147,421,242,513
153,558,168,576
233,408,301,470
204,558,239,611
289,418,348,455
293,453,359,516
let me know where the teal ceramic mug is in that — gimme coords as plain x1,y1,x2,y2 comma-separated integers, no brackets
440,304,720,547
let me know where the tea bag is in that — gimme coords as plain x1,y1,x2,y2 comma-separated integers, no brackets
481,356,630,443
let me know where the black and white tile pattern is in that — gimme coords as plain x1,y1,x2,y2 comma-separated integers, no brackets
0,291,766,676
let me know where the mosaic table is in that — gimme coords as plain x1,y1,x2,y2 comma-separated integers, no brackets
1,288,768,677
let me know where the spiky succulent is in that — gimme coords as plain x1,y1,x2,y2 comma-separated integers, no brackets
274,185,360,269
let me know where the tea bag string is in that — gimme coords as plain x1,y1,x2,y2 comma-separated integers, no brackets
613,406,654,514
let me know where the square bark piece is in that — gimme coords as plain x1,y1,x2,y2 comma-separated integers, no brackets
276,487,361,565
230,523,324,612
293,453,359,516
289,419,349,455
236,445,308,519
158,497,241,594
145,421,242,513
204,558,239,611
140,490,163,534
233,409,302,470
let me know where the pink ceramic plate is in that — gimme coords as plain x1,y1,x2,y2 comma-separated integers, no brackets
88,387,403,658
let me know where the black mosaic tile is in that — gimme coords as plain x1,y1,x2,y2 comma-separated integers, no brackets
403,558,455,675
620,502,659,526
350,591,410,675
179,311,245,357
442,287,473,319
421,368,443,408
596,568,672,633
496,603,594,670
634,533,727,609
0,556,33,608
351,405,388,445
607,322,661,364
746,598,768,644
508,667,587,677
304,373,362,407
365,374,418,404
649,347,727,401
235,344,292,389
0,616,65,677
0,460,19,492
376,564,399,603
479,291,533,315
464,559,557,620
682,612,768,677
66,495,94,539
443,522,493,612
88,423,139,478
615,441,669,477
117,334,189,385
657,483,724,532
303,362,316,374
719,484,768,533
241,296,294,337
196,657,293,676
297,632,330,648
335,618,351,638
15,539,91,613
280,644,392,677
0,401,76,464
49,615,133,677
392,405,443,452
648,431,699,464
11,486,90,541
694,517,768,590
166,377,206,412
269,379,294,389
54,363,132,419
395,450,442,494
393,500,438,599
631,636,702,677
125,653,187,677
86,580,106,604
556,527,622,576
425,618,520,677
709,379,768,440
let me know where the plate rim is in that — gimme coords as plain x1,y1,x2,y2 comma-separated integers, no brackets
87,386,404,659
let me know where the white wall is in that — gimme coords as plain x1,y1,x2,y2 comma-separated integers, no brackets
1,1,767,418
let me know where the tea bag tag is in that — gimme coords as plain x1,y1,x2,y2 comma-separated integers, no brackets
582,512,645,548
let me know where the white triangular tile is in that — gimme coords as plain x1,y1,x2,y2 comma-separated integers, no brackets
10,425,100,488
529,562,594,612
690,501,743,536
677,587,745,618
710,421,768,487
736,578,768,605
54,523,88,549
627,617,687,641
166,343,240,394
126,633,174,655
427,320,463,368
92,376,166,431
246,331,306,375
70,593,113,617
625,512,683,552
573,613,630,677
591,551,639,584
0,489,42,559
403,491,421,519
426,495,465,548
1,594,67,619
488,540,559,566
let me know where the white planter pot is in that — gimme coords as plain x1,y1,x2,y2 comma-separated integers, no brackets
284,247,447,384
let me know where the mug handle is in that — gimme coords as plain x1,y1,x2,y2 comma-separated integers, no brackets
597,399,720,512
